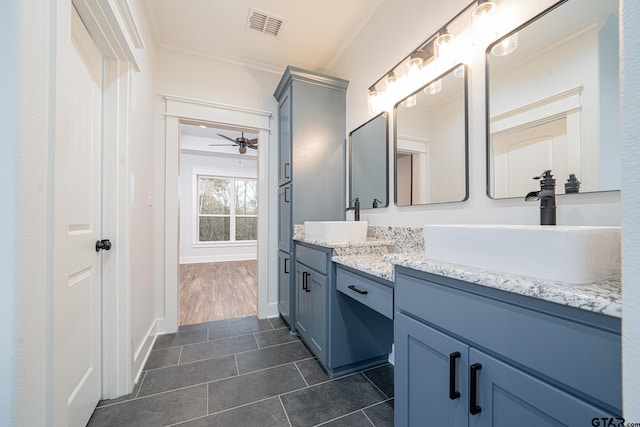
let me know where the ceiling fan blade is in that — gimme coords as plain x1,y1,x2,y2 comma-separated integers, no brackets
248,138,258,145
208,144,236,146
217,133,238,144
247,145,258,149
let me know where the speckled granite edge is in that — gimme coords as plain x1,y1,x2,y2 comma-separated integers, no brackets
332,255,395,282
368,226,424,253
293,233,394,250
384,254,622,318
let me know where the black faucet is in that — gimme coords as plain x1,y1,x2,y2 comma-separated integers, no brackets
372,198,382,208
525,170,556,225
346,198,360,221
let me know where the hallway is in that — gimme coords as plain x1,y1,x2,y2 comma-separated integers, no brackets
88,316,394,426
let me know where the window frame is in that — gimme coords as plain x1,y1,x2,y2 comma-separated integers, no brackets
196,174,258,244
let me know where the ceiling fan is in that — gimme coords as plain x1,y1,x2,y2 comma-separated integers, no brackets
209,132,258,154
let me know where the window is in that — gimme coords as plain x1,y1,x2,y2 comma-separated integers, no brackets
197,176,257,242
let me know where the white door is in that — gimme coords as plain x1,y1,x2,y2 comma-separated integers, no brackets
55,8,104,426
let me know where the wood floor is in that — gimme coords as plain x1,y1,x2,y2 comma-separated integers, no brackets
179,260,257,326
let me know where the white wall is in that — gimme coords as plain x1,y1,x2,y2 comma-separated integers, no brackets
179,147,257,263
0,1,51,424
621,0,640,418
128,0,159,379
331,0,620,228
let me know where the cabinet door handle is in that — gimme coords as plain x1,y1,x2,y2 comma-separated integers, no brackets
284,257,289,274
284,187,290,203
449,352,461,400
347,285,368,295
284,162,290,179
469,363,482,415
302,272,308,291
305,272,311,292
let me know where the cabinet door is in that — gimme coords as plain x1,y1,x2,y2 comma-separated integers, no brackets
295,262,310,341
278,184,292,252
308,270,327,364
468,348,617,427
278,91,292,186
395,312,469,427
278,251,291,324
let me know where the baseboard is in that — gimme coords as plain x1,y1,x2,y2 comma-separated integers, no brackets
258,302,280,319
179,254,257,264
132,319,158,383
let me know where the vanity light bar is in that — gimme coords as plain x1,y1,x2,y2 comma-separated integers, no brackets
368,0,505,114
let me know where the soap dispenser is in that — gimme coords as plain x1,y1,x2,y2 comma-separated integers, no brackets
565,174,581,194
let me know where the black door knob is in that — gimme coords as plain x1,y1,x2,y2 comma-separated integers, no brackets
95,239,112,252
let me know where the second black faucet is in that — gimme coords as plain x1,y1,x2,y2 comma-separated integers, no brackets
525,170,556,225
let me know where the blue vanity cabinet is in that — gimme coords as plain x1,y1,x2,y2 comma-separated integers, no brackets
295,244,330,365
274,66,348,329
295,243,394,376
278,184,292,253
277,89,292,187
395,266,622,426
278,251,291,325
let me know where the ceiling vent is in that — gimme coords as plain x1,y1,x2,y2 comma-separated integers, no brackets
246,8,284,37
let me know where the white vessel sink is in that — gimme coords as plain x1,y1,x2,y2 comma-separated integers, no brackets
304,221,368,242
423,224,621,284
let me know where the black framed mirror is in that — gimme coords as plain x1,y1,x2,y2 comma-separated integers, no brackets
394,64,469,206
348,112,389,209
486,0,620,199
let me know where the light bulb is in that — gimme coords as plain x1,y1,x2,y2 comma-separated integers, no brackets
424,79,442,95
435,30,455,70
385,73,400,103
406,56,424,88
368,89,382,114
407,57,423,75
472,0,497,45
491,32,519,56
401,95,417,108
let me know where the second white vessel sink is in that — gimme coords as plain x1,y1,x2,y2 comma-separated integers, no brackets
304,221,368,242
423,224,621,284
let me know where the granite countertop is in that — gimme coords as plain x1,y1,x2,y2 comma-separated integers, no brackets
293,224,622,318
384,253,622,319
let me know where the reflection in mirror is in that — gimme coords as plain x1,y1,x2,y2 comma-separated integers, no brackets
349,112,389,209
487,0,619,199
395,64,468,206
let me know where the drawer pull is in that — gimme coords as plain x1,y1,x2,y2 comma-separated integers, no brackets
303,272,311,293
348,285,368,295
449,352,461,400
469,363,482,415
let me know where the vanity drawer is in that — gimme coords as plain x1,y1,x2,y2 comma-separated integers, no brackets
336,266,393,319
296,244,328,274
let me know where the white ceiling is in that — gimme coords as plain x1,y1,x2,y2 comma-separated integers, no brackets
181,123,258,157
141,0,387,74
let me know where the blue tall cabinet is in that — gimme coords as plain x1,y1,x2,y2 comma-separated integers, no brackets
273,66,348,328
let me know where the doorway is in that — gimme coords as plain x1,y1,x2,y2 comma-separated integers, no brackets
178,122,259,325
161,96,274,334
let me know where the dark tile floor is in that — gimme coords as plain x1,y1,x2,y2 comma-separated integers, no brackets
88,315,394,427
